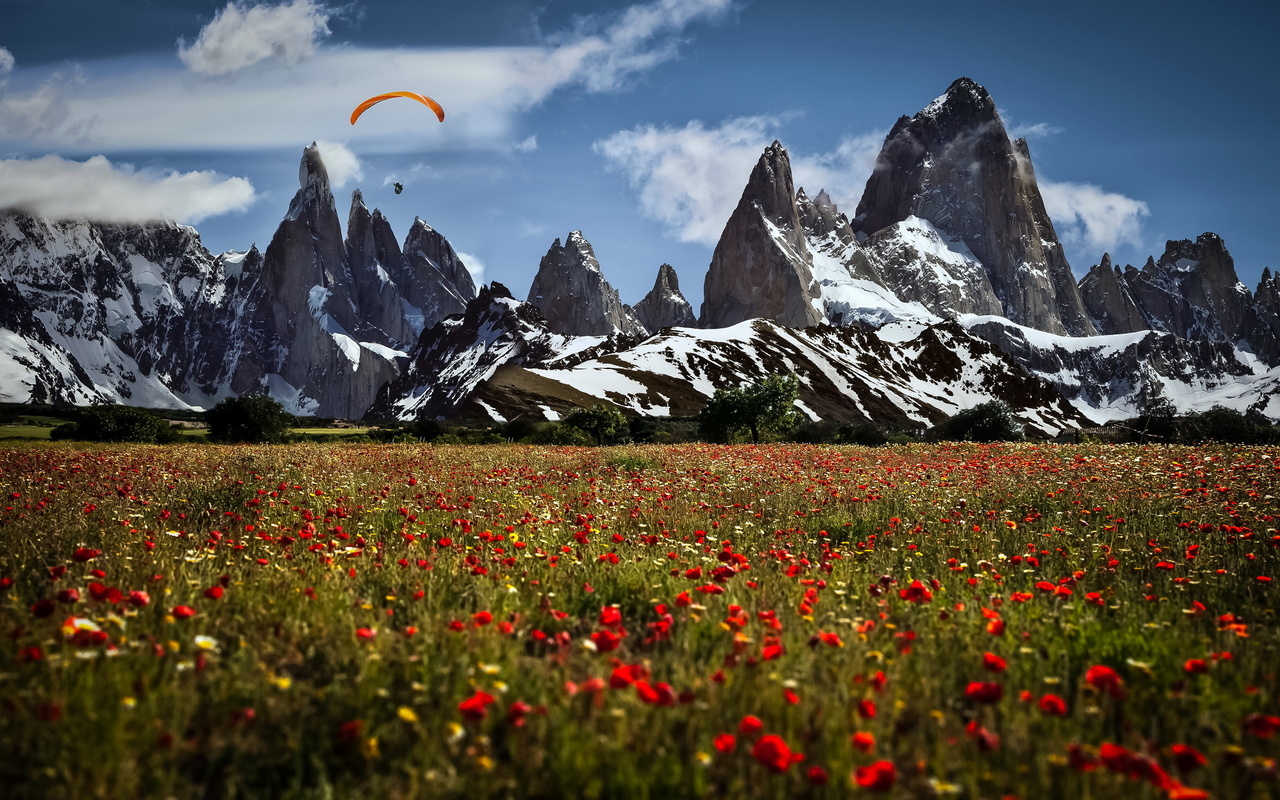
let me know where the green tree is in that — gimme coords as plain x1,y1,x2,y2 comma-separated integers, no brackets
925,400,1024,443
206,396,294,444
563,404,629,446
698,373,801,444
50,405,182,443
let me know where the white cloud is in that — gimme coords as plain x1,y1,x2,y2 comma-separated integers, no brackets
596,118,887,245
313,140,361,187
790,131,886,213
540,0,736,94
1007,121,1062,140
0,154,255,224
0,0,733,157
0,50,84,140
0,47,14,86
1040,180,1149,257
456,250,486,286
594,117,777,245
178,0,333,76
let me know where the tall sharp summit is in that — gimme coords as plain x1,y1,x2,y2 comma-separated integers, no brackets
701,142,824,329
633,264,697,332
853,77,1095,336
526,231,644,337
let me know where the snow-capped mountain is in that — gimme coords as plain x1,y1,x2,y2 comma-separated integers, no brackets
3,79,1278,432
0,143,478,417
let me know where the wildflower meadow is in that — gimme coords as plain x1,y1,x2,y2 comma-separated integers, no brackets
1,441,1276,798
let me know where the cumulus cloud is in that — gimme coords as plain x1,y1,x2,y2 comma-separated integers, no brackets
594,116,777,245
0,47,14,86
790,131,886,213
456,250,486,286
1007,121,1062,140
178,0,333,75
596,118,887,245
0,154,255,224
0,0,733,155
0,49,84,140
1040,180,1149,257
313,140,361,187
537,0,736,94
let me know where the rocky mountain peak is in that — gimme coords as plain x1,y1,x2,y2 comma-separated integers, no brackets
527,231,644,337
701,142,822,329
918,76,999,127
634,263,697,333
852,77,1094,336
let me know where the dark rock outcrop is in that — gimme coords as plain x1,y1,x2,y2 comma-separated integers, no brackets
853,77,1095,336
701,142,823,329
633,264,697,332
1079,254,1147,335
526,231,644,337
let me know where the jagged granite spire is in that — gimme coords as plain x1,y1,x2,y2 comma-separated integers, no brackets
701,141,823,329
633,264,697,332
853,78,1096,336
527,231,644,337
1078,252,1147,335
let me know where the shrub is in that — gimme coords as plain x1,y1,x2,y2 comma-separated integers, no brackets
563,404,630,446
925,401,1024,443
206,396,294,444
49,405,182,444
699,373,801,444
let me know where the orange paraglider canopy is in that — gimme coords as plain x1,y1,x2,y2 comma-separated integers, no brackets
349,92,445,125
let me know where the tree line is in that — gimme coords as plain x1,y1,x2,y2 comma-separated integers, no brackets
23,375,1279,446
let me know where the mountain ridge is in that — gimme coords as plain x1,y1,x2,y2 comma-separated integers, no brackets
2,79,1277,432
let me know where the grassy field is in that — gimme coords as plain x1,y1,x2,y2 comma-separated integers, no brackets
0,441,1276,799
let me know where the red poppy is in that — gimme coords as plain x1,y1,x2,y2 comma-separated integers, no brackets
590,630,624,652
355,627,376,641
982,652,1007,672
751,734,803,773
1242,713,1280,738
472,610,493,627
1038,693,1068,716
965,681,1003,704
713,733,737,753
851,731,875,753
1169,743,1207,773
171,605,197,620
807,765,830,786
854,760,896,792
204,585,224,600
898,579,932,603
127,590,150,607
458,690,496,721
1183,659,1208,675
738,714,764,736
1084,664,1125,699
72,547,101,562
857,699,877,718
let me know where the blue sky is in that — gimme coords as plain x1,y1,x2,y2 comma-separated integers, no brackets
2,0,1276,313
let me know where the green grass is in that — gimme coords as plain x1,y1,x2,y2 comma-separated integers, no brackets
0,441,1276,799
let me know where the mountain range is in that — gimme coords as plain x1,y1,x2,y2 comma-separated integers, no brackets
3,77,1278,434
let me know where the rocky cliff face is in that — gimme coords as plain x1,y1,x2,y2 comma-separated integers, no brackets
853,77,1095,336
0,143,478,417
701,142,824,329
526,231,645,337
1079,254,1147,335
1242,268,1280,365
398,218,477,336
1116,234,1250,343
633,264,697,332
